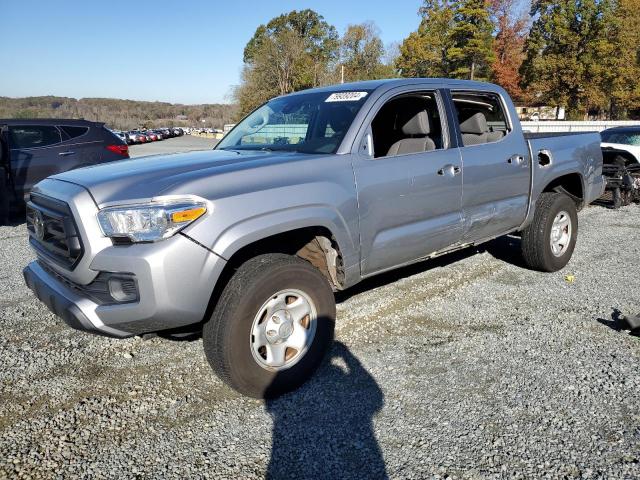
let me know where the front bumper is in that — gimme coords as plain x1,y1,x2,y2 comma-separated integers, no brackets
24,234,227,338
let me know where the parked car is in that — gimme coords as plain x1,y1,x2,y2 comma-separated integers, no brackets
22,79,605,398
0,118,128,215
112,130,131,144
145,131,158,142
152,130,165,140
128,131,147,144
600,126,640,163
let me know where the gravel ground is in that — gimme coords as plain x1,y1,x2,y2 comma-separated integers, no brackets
0,204,639,479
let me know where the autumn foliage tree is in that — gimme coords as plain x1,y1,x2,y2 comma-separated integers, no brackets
489,0,529,102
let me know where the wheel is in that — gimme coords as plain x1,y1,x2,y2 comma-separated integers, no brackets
520,192,578,272
202,253,336,398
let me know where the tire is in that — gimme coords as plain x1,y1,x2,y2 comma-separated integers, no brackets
521,192,578,272
202,253,336,398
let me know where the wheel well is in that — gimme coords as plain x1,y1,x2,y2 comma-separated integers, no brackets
543,174,584,209
221,227,344,291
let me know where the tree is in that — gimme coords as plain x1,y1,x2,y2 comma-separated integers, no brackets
396,0,456,78
520,0,610,119
236,10,339,117
396,0,493,80
598,0,640,118
340,22,394,82
448,0,495,80
489,0,529,101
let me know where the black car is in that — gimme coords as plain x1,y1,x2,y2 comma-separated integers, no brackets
0,119,129,216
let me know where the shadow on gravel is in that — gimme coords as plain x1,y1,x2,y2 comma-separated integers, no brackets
481,234,529,269
336,234,526,304
597,308,640,336
265,341,387,480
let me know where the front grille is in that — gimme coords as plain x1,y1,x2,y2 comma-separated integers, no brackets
26,193,84,269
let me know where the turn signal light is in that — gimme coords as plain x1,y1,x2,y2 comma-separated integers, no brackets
171,207,207,223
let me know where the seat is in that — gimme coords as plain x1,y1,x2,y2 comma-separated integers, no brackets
486,130,505,142
386,110,436,156
460,112,489,146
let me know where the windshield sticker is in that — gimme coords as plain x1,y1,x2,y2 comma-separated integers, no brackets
325,92,368,102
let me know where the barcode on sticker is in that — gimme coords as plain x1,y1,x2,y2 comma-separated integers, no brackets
325,92,368,102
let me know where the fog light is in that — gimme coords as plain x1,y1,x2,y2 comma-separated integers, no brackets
108,276,138,303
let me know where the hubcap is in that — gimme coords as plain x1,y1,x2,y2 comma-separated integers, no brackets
550,211,572,257
250,289,317,371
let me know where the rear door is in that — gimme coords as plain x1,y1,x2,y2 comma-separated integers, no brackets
58,124,98,166
352,86,464,276
8,124,66,199
449,89,530,242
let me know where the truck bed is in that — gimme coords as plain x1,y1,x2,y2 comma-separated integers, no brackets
523,131,599,140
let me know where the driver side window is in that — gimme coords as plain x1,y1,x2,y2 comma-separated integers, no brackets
370,91,445,158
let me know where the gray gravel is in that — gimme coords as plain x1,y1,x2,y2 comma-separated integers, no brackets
1,204,639,479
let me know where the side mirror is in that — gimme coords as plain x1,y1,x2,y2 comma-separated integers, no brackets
360,132,373,158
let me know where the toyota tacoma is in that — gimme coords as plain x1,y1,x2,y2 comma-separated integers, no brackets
23,79,605,398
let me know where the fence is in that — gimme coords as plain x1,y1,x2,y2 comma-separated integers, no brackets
521,121,640,133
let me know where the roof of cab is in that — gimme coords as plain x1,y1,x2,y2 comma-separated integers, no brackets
285,78,499,97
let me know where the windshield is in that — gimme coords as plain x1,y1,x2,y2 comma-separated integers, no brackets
600,130,640,145
217,90,371,154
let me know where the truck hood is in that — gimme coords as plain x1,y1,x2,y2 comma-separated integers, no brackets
52,149,297,206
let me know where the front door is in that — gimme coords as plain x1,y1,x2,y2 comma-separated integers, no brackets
352,89,464,276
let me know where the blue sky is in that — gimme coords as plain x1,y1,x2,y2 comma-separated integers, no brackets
0,0,423,104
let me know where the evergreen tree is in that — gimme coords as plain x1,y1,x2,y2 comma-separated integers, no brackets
599,0,640,118
396,0,456,78
520,0,608,119
448,0,495,80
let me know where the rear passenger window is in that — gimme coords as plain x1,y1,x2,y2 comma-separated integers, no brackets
60,125,89,139
9,125,62,149
452,92,510,147
370,91,445,158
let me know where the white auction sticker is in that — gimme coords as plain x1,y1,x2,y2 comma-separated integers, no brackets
325,92,368,102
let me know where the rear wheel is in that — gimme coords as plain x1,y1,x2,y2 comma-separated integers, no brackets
521,192,578,272
202,253,335,398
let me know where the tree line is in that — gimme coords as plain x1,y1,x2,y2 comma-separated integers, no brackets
0,96,237,130
235,1,640,120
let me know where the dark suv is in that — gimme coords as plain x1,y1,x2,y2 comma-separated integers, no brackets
0,119,129,215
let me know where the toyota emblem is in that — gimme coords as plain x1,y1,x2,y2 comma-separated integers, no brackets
33,210,45,241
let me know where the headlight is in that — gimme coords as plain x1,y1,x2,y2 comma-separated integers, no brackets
97,199,207,242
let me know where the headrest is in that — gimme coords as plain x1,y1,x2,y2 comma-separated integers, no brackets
460,112,488,135
401,111,431,136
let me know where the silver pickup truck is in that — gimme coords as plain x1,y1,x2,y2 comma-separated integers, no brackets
23,79,605,398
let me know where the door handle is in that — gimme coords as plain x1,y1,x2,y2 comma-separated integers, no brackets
437,164,461,177
507,154,525,165
58,151,75,157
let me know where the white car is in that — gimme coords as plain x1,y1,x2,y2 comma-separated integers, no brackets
601,127,640,163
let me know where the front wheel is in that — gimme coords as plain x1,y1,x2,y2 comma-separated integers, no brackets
521,192,578,272
202,254,336,398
